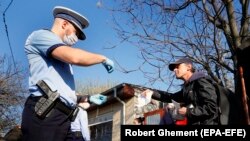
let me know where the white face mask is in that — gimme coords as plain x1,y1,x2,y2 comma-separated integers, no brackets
63,33,78,46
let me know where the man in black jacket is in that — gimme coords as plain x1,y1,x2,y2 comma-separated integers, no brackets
238,37,250,105
237,37,250,122
142,58,219,125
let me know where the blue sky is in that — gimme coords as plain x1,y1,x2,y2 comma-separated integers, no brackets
0,0,169,91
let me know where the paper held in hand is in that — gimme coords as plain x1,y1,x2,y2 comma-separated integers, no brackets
170,99,185,120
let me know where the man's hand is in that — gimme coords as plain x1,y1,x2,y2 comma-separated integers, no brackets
89,94,107,105
178,107,187,116
78,102,90,109
102,58,114,73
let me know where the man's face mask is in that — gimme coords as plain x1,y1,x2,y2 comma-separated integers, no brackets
63,33,78,46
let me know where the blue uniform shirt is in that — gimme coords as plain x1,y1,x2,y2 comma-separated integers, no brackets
25,29,77,107
71,107,90,141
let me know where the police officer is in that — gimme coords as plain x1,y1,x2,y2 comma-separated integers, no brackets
68,102,91,141
21,6,114,141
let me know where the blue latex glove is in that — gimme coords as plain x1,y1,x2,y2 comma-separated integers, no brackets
102,58,114,73
89,94,107,105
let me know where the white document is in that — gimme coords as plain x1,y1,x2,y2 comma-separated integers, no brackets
136,95,151,107
136,90,153,108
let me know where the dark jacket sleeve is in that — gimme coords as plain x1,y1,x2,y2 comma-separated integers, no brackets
151,90,183,103
77,95,89,103
186,78,218,124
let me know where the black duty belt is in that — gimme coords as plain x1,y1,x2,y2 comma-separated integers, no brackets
72,131,83,137
54,99,79,121
30,96,78,121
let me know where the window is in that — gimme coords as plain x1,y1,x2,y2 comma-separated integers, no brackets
89,121,112,141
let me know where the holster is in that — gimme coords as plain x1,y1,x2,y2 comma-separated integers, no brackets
35,80,60,119
35,80,78,121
